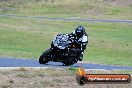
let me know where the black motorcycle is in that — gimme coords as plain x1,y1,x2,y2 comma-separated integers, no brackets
39,34,82,66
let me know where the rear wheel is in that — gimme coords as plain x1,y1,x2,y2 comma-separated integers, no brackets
39,49,51,64
63,58,77,66
63,62,74,66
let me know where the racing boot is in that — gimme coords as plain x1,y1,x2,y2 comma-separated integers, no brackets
78,52,83,61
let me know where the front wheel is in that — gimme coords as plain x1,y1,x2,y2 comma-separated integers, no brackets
39,49,51,64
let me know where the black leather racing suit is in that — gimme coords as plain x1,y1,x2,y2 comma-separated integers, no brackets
68,32,88,61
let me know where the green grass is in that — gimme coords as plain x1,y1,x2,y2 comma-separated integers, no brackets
0,16,132,66
0,0,132,19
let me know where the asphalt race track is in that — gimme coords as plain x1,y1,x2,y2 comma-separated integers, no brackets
0,14,132,23
0,57,132,70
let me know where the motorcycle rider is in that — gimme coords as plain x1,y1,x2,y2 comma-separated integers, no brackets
68,26,88,61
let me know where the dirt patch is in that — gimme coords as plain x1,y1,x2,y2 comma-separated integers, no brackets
0,68,131,88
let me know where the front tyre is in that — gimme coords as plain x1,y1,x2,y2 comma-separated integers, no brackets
39,49,51,64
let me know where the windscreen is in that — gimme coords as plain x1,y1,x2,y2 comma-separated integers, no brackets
52,34,69,49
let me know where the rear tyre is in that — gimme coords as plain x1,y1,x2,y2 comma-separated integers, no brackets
63,62,73,66
63,58,76,66
39,49,51,64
